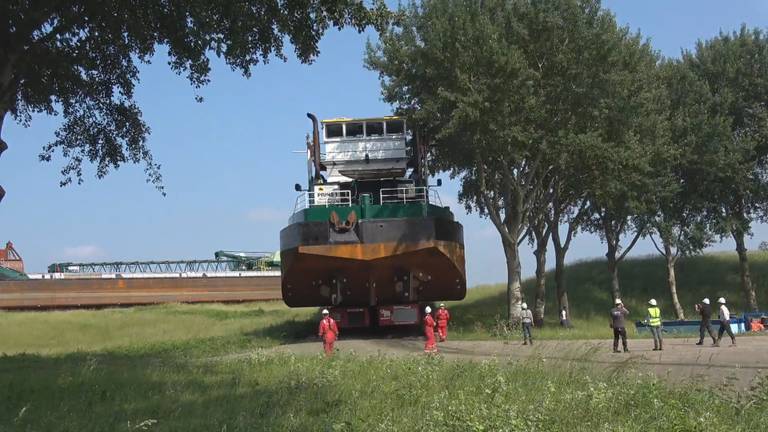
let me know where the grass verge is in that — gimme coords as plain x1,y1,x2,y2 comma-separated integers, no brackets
1,353,766,431
0,301,314,356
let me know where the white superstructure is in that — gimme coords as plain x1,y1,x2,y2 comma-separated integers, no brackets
321,117,408,183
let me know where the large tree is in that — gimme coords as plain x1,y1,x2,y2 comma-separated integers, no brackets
682,27,768,311
1,0,388,199
580,36,672,302
367,0,647,322
646,59,726,319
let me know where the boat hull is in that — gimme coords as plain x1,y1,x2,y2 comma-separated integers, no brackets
280,217,466,307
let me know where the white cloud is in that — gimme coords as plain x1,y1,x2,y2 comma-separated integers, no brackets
246,207,287,223
62,245,106,261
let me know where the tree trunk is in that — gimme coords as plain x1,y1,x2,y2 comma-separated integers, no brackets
0,109,7,156
0,110,6,204
504,241,524,325
554,247,569,318
533,235,548,327
732,227,758,311
663,243,685,319
606,243,621,301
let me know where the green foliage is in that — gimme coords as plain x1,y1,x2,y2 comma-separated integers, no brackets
1,0,390,190
680,26,768,237
1,352,766,431
366,0,664,321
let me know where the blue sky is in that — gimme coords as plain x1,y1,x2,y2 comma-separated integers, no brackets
2,1,767,286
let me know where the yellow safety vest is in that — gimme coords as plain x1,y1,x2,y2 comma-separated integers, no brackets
647,307,661,327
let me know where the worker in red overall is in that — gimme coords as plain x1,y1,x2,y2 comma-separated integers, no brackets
423,306,438,353
318,309,339,356
436,303,451,342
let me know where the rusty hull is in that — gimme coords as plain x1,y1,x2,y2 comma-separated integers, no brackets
281,240,466,307
0,276,282,309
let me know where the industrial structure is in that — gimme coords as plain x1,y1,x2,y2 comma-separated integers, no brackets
279,114,466,327
0,244,281,309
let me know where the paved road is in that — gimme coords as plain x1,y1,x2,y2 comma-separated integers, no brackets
273,335,768,390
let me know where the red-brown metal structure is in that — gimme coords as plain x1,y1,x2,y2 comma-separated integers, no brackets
0,241,24,273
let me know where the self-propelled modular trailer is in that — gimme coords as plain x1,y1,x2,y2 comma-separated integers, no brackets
279,114,466,327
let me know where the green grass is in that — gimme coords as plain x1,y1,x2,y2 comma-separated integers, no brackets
2,253,768,430
446,251,768,339
1,352,766,431
0,301,315,356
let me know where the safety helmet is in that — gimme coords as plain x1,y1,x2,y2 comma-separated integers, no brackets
614,298,622,305
702,298,710,305
322,309,329,315
648,299,657,306
521,302,528,310
439,303,445,308
425,306,432,314
717,297,726,304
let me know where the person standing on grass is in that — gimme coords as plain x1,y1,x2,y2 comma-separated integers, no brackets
560,306,571,328
436,303,451,342
715,297,737,347
609,299,630,353
645,299,663,351
694,297,717,346
423,306,438,353
521,302,534,346
318,309,339,357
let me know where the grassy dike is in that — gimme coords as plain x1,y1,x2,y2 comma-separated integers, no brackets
447,251,768,339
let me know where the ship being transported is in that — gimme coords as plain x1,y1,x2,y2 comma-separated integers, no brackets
279,114,466,327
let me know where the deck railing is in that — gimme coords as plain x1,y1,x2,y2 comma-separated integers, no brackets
293,190,352,212
380,187,442,205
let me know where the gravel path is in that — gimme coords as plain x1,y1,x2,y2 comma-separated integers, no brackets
271,335,768,390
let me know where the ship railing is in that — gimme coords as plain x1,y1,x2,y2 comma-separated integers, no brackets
428,189,443,206
380,186,442,205
294,190,352,212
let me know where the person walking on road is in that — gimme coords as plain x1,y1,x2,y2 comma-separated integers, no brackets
610,299,630,353
436,303,451,342
645,299,663,351
715,297,737,347
521,302,534,346
695,297,717,345
423,306,438,353
318,309,339,357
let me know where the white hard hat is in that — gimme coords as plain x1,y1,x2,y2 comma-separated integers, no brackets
521,302,528,310
321,309,329,315
614,298,622,305
648,299,657,306
702,298,710,305
439,303,445,307
717,297,726,304
425,306,432,314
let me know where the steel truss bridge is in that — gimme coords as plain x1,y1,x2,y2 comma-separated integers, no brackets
48,254,277,274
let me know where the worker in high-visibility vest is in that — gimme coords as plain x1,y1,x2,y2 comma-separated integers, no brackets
645,299,663,351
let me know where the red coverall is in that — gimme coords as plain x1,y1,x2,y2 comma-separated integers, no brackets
436,308,451,342
424,314,438,353
318,316,339,356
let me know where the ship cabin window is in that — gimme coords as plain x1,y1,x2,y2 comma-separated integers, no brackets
345,122,364,137
325,123,343,139
385,120,405,135
366,121,384,137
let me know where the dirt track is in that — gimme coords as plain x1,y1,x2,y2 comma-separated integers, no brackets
273,335,768,391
